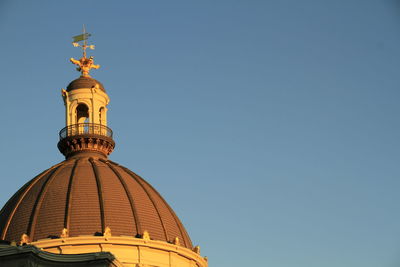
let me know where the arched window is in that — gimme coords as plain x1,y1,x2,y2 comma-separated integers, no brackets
99,107,106,125
76,103,89,124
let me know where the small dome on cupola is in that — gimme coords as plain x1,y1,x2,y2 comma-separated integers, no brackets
67,76,106,92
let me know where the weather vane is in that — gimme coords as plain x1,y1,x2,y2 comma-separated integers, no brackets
70,25,100,77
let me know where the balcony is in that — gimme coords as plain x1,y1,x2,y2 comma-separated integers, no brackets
58,123,115,158
59,123,113,140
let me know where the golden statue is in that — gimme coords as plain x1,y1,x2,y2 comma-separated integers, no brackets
70,56,100,77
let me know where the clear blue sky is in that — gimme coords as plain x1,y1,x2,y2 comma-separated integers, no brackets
0,1,400,266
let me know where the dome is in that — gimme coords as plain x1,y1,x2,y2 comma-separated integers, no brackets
0,155,192,249
67,76,106,92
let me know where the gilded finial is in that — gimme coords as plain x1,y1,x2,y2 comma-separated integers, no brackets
173,236,180,246
104,226,112,238
19,233,30,245
193,245,200,254
142,230,150,241
70,25,100,77
61,228,69,238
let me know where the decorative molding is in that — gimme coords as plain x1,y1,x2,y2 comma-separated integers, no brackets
58,134,115,158
32,235,207,267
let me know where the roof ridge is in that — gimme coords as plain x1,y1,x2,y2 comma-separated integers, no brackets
118,165,170,242
89,157,106,233
1,162,65,240
27,164,66,239
138,173,192,248
64,158,80,229
100,159,142,235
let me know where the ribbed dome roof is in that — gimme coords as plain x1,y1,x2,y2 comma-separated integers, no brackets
0,156,192,248
67,76,105,92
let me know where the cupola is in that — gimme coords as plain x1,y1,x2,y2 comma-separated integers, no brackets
58,34,114,159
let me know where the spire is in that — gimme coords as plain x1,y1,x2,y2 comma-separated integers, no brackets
70,26,100,77
58,29,115,159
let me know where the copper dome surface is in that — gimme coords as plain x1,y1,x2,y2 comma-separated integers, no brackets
0,156,192,248
67,76,105,92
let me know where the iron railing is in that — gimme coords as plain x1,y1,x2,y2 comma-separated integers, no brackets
59,123,113,140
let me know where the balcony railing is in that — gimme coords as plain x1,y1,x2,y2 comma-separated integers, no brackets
59,123,113,140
